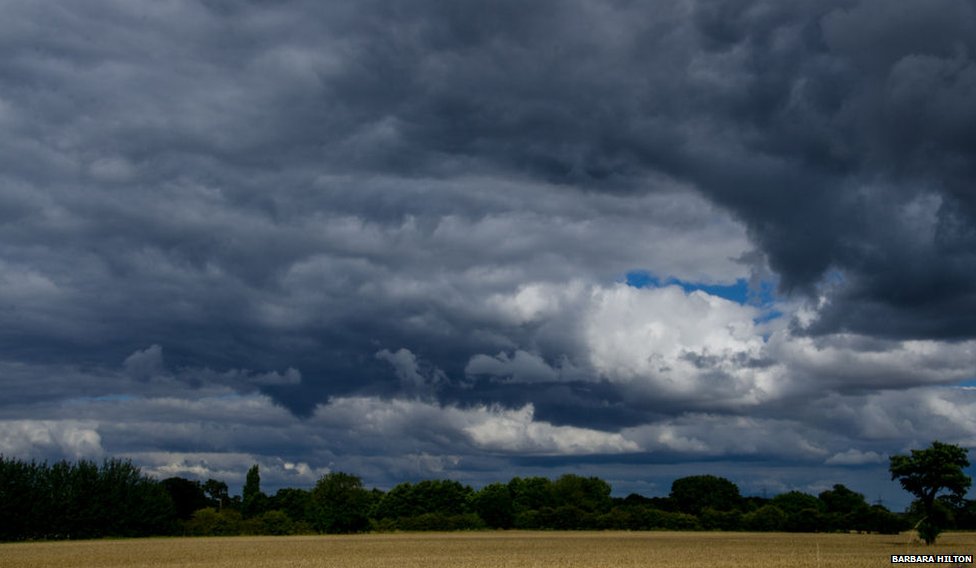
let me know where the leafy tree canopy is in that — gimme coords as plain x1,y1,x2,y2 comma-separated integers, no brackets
309,472,371,534
551,474,612,513
670,475,742,516
890,441,971,508
890,441,972,544
818,484,868,515
160,477,209,520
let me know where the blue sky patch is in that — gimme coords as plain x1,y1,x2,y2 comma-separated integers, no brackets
625,270,778,307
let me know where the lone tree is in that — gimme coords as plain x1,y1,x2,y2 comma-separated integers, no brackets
889,441,971,544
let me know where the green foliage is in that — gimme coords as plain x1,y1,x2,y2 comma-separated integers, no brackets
161,477,211,520
890,442,972,507
818,484,870,532
536,505,596,529
375,479,473,521
309,472,371,534
251,510,297,535
551,474,612,513
411,480,473,516
0,457,176,541
185,507,242,536
0,455,925,538
890,441,972,544
595,507,632,530
956,499,976,530
187,507,308,536
599,502,702,530
508,477,555,513
916,519,942,546
770,491,823,515
769,491,825,532
470,483,514,528
107,459,176,536
818,484,866,516
865,505,910,534
393,512,486,531
269,487,312,525
202,478,232,510
700,507,743,531
629,507,701,530
375,482,419,520
743,505,787,531
242,464,268,519
0,458,43,540
669,475,742,516
483,475,610,529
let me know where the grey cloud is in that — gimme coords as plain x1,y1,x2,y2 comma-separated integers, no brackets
124,344,164,381
3,0,976,504
356,0,976,338
0,420,103,459
825,449,886,466
3,348,972,508
376,348,447,394
465,350,561,384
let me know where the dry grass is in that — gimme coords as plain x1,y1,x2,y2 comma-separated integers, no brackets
2,531,974,568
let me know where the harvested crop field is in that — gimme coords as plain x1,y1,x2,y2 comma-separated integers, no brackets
3,531,974,568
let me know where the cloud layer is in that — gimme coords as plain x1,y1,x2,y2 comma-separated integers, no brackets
2,0,975,506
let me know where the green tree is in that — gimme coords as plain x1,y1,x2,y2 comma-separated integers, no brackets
770,491,825,532
410,479,473,516
372,479,475,530
471,483,514,528
96,458,175,537
889,441,972,544
309,472,371,534
0,457,43,540
374,482,419,520
699,507,742,531
551,474,612,514
865,504,909,534
185,507,242,536
161,477,210,521
507,476,554,513
203,478,231,511
955,499,976,530
743,504,787,531
0,457,174,541
269,487,311,525
242,464,268,519
254,510,296,535
818,484,870,532
669,475,742,516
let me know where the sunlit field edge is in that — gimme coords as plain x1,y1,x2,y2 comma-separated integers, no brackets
3,531,975,568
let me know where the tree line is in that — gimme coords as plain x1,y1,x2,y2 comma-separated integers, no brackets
2,444,973,542
0,458,175,540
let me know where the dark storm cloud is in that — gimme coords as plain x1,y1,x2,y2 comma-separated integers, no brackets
3,0,976,503
375,0,976,338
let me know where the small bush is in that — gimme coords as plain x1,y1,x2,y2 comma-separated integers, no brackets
743,505,787,532
184,508,242,536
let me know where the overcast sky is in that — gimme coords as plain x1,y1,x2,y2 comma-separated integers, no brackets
2,0,975,509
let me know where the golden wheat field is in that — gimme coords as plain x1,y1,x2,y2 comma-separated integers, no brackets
2,531,974,568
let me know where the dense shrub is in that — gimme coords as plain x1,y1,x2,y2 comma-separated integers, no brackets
743,505,788,532
394,513,485,531
185,508,242,536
